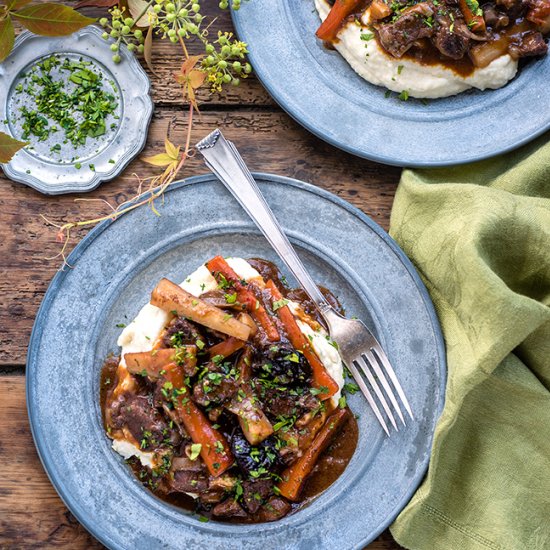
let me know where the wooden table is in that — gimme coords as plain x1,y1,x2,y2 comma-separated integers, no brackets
0,4,402,548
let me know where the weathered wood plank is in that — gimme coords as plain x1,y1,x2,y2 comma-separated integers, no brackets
20,2,275,106
0,110,400,367
0,376,402,549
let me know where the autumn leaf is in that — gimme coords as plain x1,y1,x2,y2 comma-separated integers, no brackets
127,0,155,27
11,3,95,36
3,0,33,9
74,0,118,8
143,138,181,180
0,131,27,163
174,56,206,110
143,24,154,73
0,15,14,62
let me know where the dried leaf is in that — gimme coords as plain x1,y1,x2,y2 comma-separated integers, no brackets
143,24,154,73
11,3,95,36
142,153,175,167
127,0,154,27
0,131,27,163
4,0,33,10
174,56,206,110
164,138,180,160
0,16,14,62
74,0,118,8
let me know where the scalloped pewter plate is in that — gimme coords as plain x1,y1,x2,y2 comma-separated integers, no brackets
0,26,153,195
27,173,446,550
231,1,550,167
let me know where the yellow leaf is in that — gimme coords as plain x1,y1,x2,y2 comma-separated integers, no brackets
127,0,154,27
188,69,206,90
142,152,175,167
164,138,180,160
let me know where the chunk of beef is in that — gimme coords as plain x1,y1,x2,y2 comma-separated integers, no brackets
496,0,529,17
526,0,550,31
508,31,548,57
193,373,239,406
111,394,178,451
432,15,470,59
242,480,274,514
212,498,248,518
254,497,292,522
161,317,203,348
168,455,207,493
483,3,510,28
169,470,209,493
262,389,320,419
378,3,435,57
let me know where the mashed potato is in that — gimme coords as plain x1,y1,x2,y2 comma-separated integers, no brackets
315,0,518,98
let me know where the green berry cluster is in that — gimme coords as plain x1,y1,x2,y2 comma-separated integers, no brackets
99,9,145,63
201,32,250,92
99,0,251,93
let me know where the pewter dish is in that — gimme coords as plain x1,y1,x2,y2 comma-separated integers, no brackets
27,173,446,549
231,1,550,167
0,26,153,194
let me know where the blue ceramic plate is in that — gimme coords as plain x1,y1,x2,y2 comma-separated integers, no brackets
232,2,550,167
27,174,446,550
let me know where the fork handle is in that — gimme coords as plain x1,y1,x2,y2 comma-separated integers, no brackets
196,129,331,313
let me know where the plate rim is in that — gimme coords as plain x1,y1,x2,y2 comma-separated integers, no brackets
231,6,550,168
26,172,447,549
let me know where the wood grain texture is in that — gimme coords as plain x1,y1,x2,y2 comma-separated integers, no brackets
1,2,403,548
0,377,402,549
0,110,399,367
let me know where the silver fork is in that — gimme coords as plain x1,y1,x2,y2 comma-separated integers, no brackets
196,129,413,435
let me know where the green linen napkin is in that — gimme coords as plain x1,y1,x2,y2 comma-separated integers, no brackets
388,134,550,550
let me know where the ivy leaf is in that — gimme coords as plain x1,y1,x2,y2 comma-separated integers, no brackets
164,138,180,160
4,0,33,9
74,0,117,7
0,131,28,163
174,56,206,110
0,15,14,62
143,138,180,167
74,0,118,8
142,152,174,167
11,4,95,36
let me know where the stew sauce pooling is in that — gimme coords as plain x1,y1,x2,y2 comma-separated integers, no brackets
100,257,358,523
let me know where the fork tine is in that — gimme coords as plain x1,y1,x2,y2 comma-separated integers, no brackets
356,356,398,431
371,345,414,420
347,361,390,436
365,349,406,426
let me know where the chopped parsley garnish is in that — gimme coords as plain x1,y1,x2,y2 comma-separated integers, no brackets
272,298,289,311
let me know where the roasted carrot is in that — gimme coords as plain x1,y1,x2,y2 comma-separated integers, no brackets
125,347,197,378
277,407,350,501
206,256,280,342
150,278,251,341
266,280,339,400
162,363,234,477
208,337,245,359
316,0,365,42
458,0,486,32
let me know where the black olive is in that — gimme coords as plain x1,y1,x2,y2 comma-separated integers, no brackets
230,430,280,477
253,346,311,387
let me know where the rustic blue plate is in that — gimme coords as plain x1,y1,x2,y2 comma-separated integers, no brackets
27,173,446,550
232,1,550,167
0,26,152,194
